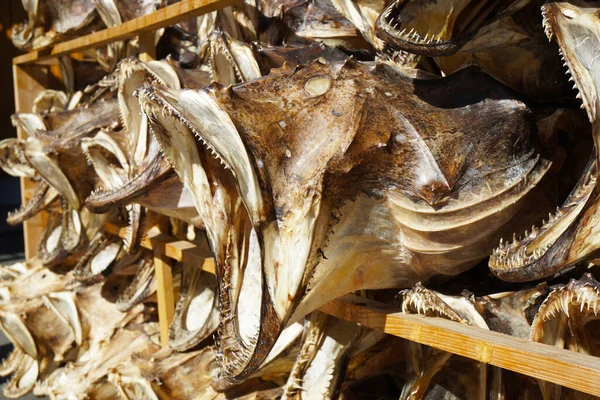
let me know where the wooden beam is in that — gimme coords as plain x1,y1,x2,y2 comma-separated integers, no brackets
12,0,239,65
319,295,600,397
12,64,49,259
138,31,157,62
104,223,214,274
150,233,176,347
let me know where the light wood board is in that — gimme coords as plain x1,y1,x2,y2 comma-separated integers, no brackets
320,295,600,397
13,0,239,65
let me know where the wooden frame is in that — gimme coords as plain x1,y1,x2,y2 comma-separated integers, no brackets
10,0,600,396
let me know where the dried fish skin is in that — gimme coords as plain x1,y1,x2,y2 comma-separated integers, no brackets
141,59,549,387
12,0,101,51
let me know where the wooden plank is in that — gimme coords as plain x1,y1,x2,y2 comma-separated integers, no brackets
151,239,175,347
12,0,239,65
12,64,49,260
138,31,156,62
104,223,215,273
319,296,600,397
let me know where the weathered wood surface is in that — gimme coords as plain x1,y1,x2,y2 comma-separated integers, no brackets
12,0,240,65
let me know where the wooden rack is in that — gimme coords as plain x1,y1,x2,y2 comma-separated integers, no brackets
10,0,600,396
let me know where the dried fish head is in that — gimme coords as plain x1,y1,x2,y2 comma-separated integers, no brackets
83,58,184,213
83,58,182,251
0,138,60,226
531,273,600,353
376,0,530,56
530,273,600,399
12,0,100,50
207,30,262,85
490,1,600,281
0,311,40,398
281,312,361,400
141,58,550,387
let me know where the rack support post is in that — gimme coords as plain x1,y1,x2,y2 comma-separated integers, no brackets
12,63,50,260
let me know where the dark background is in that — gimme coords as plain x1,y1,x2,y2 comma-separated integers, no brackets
0,3,26,257
0,6,37,399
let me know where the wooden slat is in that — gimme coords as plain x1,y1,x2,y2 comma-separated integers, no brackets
104,223,215,274
319,295,600,397
12,64,49,259
138,31,156,62
12,0,239,65
152,241,175,347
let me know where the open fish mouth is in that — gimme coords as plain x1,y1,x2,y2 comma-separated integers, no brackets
168,257,220,351
0,313,39,398
85,150,173,213
37,199,85,267
7,180,59,226
529,272,600,399
0,138,37,179
376,0,527,56
115,254,157,312
72,232,122,281
0,138,59,225
140,83,272,387
490,0,600,282
489,159,597,281
281,311,361,400
531,273,600,356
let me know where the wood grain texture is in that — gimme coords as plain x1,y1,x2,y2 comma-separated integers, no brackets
153,244,175,347
319,295,600,397
12,64,49,259
12,0,239,65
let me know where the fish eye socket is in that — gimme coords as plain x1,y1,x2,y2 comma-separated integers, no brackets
304,75,331,97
